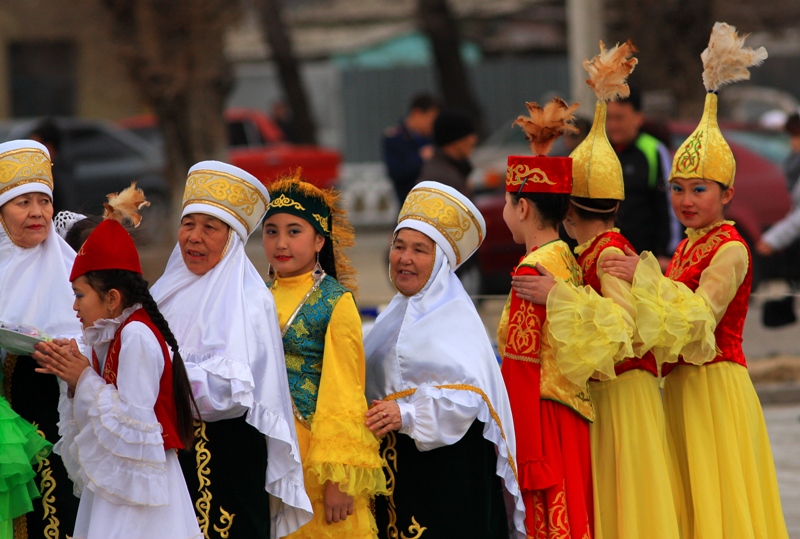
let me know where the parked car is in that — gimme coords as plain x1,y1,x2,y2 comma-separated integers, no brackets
119,108,341,189
0,117,170,242
472,122,794,294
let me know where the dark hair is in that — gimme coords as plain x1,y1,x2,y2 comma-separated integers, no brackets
65,216,139,252
510,192,570,229
82,269,198,448
785,112,800,137
616,86,642,112
570,197,619,222
30,118,61,151
318,234,337,280
409,93,439,113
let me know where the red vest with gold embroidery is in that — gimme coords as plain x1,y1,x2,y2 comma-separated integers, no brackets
579,231,658,377
662,223,751,376
93,308,183,451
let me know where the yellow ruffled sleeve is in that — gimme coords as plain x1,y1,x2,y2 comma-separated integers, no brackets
546,273,633,386
304,292,388,498
631,243,748,366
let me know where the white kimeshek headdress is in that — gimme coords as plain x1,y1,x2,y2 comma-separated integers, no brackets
364,181,526,538
0,140,81,345
150,161,312,535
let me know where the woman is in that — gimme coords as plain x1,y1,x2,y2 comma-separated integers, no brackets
602,23,788,539
0,139,81,537
150,161,312,539
262,175,387,538
365,181,525,539
32,211,201,539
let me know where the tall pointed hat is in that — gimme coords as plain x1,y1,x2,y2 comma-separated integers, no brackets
671,22,767,186
570,40,638,200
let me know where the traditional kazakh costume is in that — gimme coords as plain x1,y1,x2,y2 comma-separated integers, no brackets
0,140,81,538
630,22,788,539
150,162,312,539
546,41,682,539
263,177,387,539
56,213,201,539
364,181,526,539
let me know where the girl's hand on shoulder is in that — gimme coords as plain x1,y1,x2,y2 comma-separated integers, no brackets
600,245,640,283
511,264,556,304
324,481,354,524
32,339,90,393
365,400,402,436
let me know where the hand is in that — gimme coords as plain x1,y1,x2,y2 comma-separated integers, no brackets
324,481,354,524
511,264,556,304
756,239,775,256
32,339,90,393
599,245,640,283
365,400,402,436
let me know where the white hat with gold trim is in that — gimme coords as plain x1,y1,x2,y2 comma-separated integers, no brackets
396,181,486,270
182,160,270,240
0,140,53,207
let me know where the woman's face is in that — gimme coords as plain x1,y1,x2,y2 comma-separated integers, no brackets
0,192,53,248
71,276,116,329
389,228,436,296
262,213,325,278
177,213,231,276
669,178,733,230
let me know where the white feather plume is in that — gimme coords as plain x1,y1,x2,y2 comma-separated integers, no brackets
702,22,768,92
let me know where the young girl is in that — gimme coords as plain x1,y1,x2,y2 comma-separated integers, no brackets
499,98,623,538
0,372,52,538
261,174,387,538
32,199,202,539
602,23,788,539
513,42,681,539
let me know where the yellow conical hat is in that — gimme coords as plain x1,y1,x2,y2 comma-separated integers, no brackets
670,22,767,186
570,40,638,201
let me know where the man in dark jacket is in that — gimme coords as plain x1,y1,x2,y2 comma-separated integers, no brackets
382,94,439,204
416,109,478,198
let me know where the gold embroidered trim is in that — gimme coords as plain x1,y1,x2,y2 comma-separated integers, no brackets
269,193,305,211
312,213,329,232
193,420,235,537
506,165,555,187
0,177,53,196
184,169,268,213
398,214,462,266
34,427,60,539
668,228,731,281
0,147,53,188
383,384,519,485
183,199,249,233
410,187,483,244
502,353,542,364
381,431,427,539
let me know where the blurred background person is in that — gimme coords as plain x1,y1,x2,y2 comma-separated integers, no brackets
417,108,478,198
30,118,75,214
382,93,439,206
606,87,673,269
271,100,299,144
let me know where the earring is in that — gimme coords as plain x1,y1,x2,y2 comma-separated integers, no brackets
266,263,276,285
313,251,325,282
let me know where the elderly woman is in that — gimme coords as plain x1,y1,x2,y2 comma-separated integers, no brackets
364,182,526,539
150,161,312,539
0,140,81,536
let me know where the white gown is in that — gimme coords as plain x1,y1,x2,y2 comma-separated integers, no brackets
55,307,202,539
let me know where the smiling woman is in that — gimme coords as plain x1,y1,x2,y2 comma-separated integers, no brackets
177,213,231,276
389,228,435,296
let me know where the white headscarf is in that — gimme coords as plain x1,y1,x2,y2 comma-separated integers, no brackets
150,232,312,534
364,229,526,538
0,206,80,344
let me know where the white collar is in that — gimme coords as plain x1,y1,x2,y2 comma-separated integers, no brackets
82,304,142,347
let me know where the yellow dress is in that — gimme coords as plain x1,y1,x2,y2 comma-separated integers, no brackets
271,272,387,539
632,222,788,539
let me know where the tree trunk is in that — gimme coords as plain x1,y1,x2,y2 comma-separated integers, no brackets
417,0,482,131
100,0,234,241
254,0,317,145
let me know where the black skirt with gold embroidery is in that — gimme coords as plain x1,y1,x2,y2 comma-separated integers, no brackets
6,354,79,538
179,414,270,539
375,419,508,539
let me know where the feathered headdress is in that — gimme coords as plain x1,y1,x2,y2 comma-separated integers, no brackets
102,181,150,227
671,22,768,186
264,170,358,294
569,40,638,201
513,97,580,157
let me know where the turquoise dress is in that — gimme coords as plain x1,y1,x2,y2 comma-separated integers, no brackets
0,366,53,538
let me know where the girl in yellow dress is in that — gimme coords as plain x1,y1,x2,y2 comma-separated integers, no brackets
261,174,387,538
602,23,788,539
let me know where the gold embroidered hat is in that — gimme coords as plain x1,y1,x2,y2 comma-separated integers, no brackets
0,140,53,207
182,160,270,240
671,23,767,186
570,40,638,200
397,181,486,270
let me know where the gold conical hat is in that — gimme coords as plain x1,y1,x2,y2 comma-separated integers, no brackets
569,100,625,200
670,92,736,186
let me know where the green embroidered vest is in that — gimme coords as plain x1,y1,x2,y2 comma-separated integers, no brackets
273,275,347,427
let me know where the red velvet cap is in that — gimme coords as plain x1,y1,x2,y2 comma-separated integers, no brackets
70,220,142,281
506,155,572,194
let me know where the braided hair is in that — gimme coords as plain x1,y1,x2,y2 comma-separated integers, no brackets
83,269,198,448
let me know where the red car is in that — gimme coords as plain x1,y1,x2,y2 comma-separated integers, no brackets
473,124,792,294
119,108,341,189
